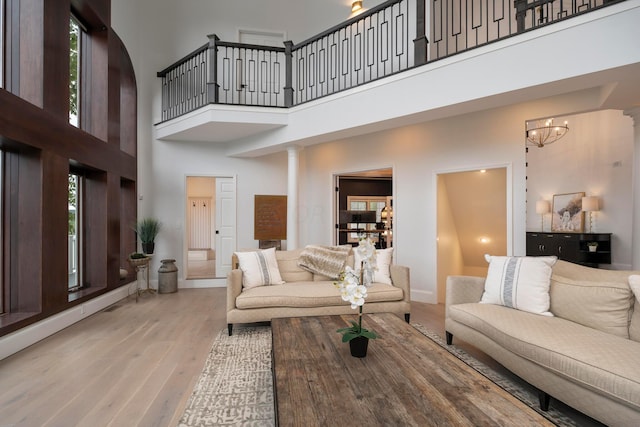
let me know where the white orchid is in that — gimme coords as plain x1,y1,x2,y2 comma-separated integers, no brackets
334,238,379,341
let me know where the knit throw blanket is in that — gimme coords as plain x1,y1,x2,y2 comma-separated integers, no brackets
297,245,351,279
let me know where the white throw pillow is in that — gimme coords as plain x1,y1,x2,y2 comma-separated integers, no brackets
354,247,393,285
235,247,285,290
480,254,557,316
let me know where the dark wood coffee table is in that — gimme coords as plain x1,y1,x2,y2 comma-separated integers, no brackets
271,312,554,426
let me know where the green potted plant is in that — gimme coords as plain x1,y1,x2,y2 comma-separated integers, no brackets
134,217,161,254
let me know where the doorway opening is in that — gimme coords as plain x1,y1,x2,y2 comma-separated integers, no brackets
185,176,236,280
436,167,508,303
335,168,393,248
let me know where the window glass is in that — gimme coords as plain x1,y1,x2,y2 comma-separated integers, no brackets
68,173,81,291
346,196,387,243
69,16,81,126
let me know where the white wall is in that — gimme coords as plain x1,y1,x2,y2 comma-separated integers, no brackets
436,177,464,303
299,106,529,303
526,110,634,269
109,0,639,294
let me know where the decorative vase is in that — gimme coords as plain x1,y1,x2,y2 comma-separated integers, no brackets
158,259,178,294
142,242,155,254
349,336,369,358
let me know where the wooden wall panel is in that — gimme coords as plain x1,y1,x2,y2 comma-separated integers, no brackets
43,1,70,119
0,0,138,338
41,152,71,313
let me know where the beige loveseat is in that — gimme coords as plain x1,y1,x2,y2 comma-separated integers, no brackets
445,260,640,426
227,248,411,335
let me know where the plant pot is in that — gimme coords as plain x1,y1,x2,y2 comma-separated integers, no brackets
588,245,598,252
349,336,369,358
142,242,155,254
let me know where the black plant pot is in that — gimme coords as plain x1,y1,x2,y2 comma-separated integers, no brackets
349,336,369,358
142,242,155,254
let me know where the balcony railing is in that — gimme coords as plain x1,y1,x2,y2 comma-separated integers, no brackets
157,0,622,122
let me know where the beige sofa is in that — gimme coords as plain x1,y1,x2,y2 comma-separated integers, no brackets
445,260,640,426
227,248,411,335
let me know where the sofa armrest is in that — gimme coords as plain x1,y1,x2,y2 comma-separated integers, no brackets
445,275,485,318
390,265,411,303
227,269,243,312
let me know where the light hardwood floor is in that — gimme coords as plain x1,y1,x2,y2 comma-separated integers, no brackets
0,288,602,426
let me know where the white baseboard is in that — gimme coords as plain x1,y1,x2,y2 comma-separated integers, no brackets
411,289,435,304
180,278,226,288
0,285,131,361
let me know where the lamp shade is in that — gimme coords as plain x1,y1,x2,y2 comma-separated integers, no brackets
582,196,599,212
535,200,550,215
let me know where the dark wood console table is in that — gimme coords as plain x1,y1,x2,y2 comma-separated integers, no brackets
526,232,612,267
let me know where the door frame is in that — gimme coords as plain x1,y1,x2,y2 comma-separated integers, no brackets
434,163,512,303
183,174,236,288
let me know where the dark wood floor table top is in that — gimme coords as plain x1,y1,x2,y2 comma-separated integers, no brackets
271,312,554,427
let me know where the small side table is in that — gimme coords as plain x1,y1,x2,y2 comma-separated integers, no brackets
128,256,156,302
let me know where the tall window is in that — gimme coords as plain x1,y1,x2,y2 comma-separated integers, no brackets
69,16,82,126
68,173,82,291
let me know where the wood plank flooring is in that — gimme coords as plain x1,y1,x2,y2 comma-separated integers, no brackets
0,288,602,426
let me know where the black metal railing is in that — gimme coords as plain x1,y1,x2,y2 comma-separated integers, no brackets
290,0,412,105
157,0,622,122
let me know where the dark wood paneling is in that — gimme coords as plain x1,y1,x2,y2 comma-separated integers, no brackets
43,1,70,119
41,152,71,312
119,43,137,156
108,31,121,147
106,173,121,287
0,0,138,338
0,89,136,179
18,0,44,106
83,170,108,289
12,150,42,313
88,29,109,140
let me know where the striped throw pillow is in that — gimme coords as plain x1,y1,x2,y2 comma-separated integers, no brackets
480,255,557,316
235,247,285,290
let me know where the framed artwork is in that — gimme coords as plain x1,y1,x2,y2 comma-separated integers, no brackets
551,192,585,232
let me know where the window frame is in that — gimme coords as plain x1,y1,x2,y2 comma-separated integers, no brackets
68,171,83,292
69,13,86,127
346,195,387,243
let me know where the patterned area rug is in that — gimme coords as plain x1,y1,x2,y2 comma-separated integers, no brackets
178,327,274,426
178,324,580,426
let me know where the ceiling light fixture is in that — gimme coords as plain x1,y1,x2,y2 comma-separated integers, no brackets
352,1,363,12
526,118,569,148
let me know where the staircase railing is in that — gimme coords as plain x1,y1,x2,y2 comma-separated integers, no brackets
157,0,622,122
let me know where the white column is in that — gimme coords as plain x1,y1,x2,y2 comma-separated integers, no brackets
287,146,300,250
624,107,640,269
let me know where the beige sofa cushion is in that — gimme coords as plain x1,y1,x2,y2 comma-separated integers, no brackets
275,249,313,282
550,275,633,338
449,303,640,408
629,275,640,342
236,281,403,309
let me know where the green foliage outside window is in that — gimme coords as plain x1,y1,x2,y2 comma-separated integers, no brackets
69,17,79,126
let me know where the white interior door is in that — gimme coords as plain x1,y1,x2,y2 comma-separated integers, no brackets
215,177,236,278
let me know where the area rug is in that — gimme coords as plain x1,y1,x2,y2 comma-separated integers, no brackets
178,324,580,426
177,326,274,426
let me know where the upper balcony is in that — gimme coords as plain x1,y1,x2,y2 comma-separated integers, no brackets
154,0,639,156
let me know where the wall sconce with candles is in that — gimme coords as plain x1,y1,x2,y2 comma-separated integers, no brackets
582,196,600,232
535,200,550,232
